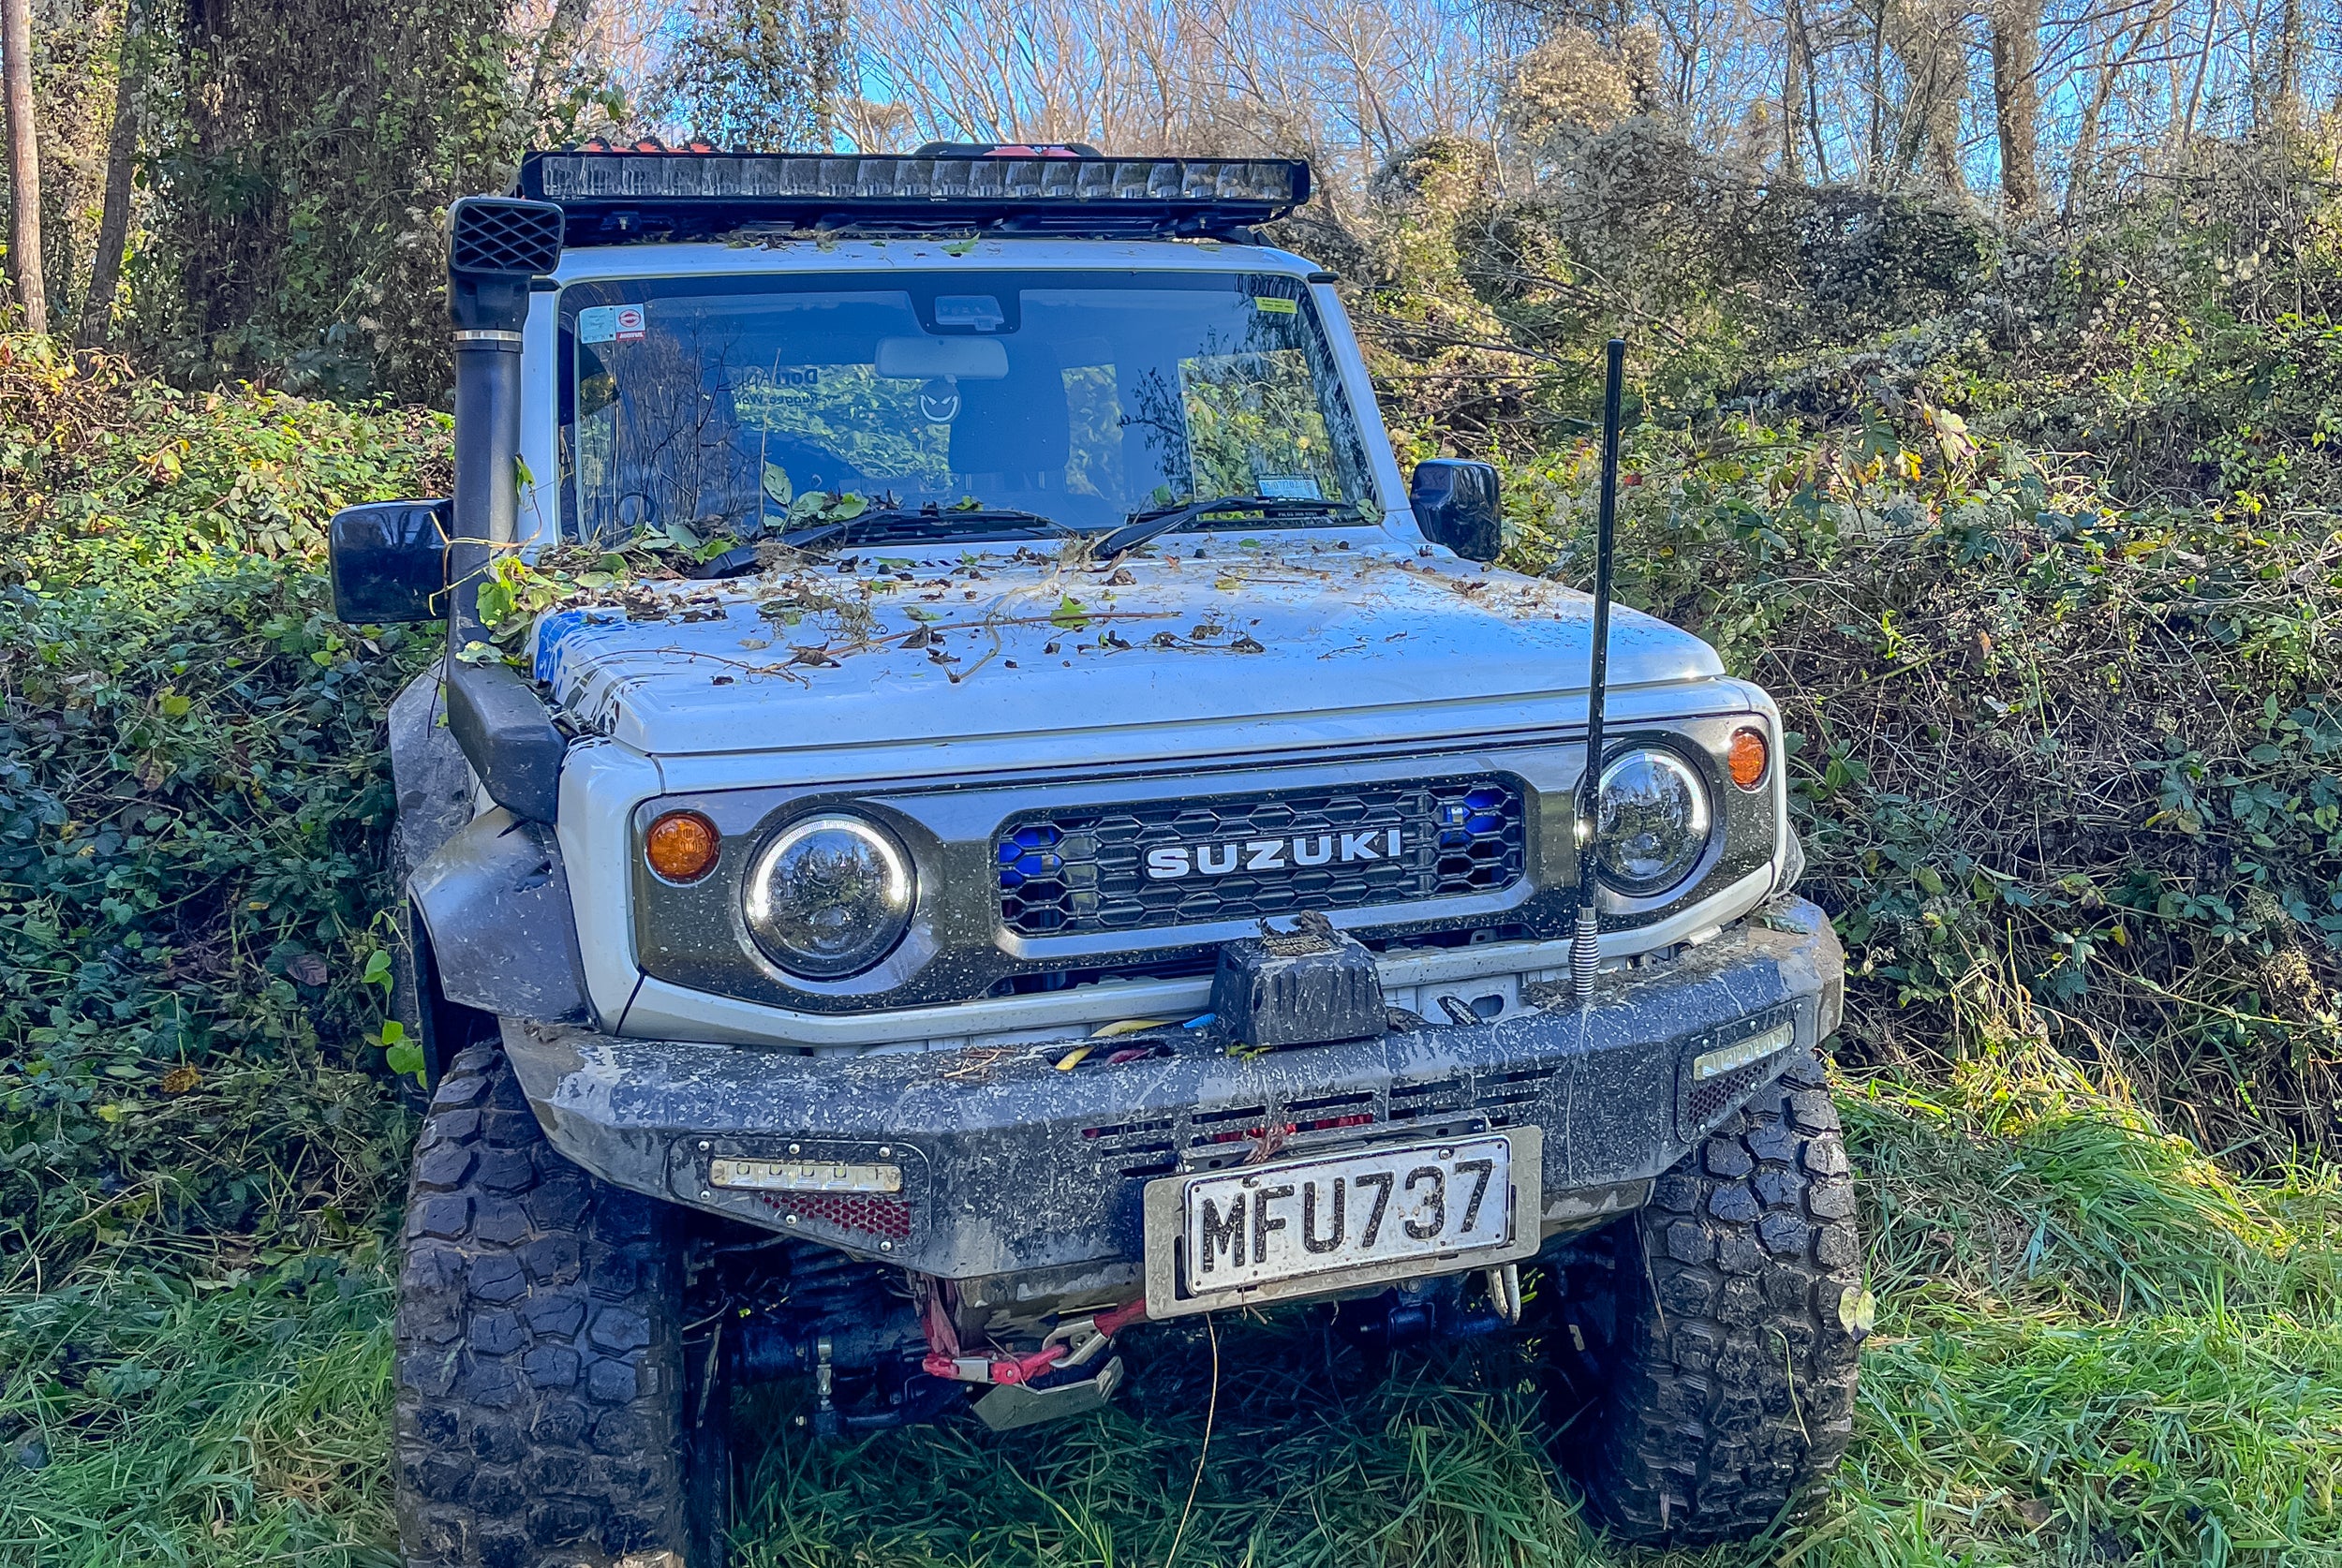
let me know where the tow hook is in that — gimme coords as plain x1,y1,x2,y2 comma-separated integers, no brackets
921,1297,1149,1385
913,1295,1149,1433
1485,1262,1523,1324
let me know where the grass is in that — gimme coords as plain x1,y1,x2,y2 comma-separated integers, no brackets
6,1051,2337,1568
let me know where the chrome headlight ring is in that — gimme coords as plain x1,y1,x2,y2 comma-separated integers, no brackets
742,813,916,978
1593,747,1712,896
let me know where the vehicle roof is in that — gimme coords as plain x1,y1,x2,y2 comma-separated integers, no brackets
548,236,1325,285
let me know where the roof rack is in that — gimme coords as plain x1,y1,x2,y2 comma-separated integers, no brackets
513,144,1311,245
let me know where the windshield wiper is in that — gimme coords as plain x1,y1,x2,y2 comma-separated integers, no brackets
685,507,1065,576
1095,494,1358,556
780,506,1065,551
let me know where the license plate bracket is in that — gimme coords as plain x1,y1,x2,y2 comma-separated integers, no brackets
1142,1126,1543,1318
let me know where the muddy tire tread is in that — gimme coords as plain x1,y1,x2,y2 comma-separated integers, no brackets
394,1044,691,1568
1581,1049,1864,1546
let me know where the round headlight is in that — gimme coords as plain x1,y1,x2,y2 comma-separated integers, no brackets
743,815,914,978
1594,748,1712,895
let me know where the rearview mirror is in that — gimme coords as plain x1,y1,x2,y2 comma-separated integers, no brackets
1409,459,1502,562
329,500,450,623
875,336,1009,380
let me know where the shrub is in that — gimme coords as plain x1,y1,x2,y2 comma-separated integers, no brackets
0,337,443,1281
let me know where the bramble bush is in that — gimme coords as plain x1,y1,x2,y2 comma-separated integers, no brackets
1353,129,2342,1155
1500,418,2342,1157
0,337,445,1283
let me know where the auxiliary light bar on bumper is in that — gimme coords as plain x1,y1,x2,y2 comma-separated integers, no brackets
515,149,1312,241
501,898,1845,1289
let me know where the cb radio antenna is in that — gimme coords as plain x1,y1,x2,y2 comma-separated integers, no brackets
1572,336,1627,1004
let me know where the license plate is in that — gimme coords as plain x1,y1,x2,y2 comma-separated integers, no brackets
1143,1132,1540,1315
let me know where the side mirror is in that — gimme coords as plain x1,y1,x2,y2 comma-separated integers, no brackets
330,500,451,623
1408,459,1502,562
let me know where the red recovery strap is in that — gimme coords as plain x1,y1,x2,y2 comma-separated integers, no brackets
921,1297,1149,1385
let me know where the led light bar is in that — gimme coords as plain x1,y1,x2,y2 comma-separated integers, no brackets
514,150,1310,242
708,1156,903,1194
1691,1020,1796,1082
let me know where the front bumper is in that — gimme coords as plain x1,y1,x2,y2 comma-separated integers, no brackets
504,896,1844,1286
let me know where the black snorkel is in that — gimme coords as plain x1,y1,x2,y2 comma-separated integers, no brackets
440,197,570,824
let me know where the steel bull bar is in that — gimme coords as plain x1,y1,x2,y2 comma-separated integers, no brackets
502,897,1844,1293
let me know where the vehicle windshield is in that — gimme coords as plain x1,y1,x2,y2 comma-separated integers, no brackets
556,268,1382,543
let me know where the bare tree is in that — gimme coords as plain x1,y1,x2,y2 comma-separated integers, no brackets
522,0,597,123
849,0,1511,192
1989,0,2042,213
1885,0,1970,193
78,6,139,345
627,0,2342,218
1,0,42,333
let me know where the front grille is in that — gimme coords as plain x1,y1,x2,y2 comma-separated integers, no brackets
998,776,1527,936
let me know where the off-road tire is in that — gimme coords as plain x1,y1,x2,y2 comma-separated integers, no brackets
1564,1050,1865,1546
395,1043,702,1568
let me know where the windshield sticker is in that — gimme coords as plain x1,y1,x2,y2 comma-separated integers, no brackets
576,303,646,344
1258,475,1322,499
1254,296,1298,315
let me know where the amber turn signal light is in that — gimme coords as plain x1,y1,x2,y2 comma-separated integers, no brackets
645,810,721,882
1727,728,1770,790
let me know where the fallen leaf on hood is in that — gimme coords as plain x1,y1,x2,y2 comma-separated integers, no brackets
1229,634,1267,653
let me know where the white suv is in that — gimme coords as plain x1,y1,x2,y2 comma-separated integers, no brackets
333,145,1868,1568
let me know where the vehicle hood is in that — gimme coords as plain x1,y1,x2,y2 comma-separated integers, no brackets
533,532,1729,762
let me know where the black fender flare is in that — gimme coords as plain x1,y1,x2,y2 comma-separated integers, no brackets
408,807,595,1026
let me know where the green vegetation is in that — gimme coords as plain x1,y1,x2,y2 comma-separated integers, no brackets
7,141,2342,1565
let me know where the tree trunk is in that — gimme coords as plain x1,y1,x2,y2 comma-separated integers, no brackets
1884,0,1968,196
2065,0,2166,220
1,0,43,333
521,0,594,125
1989,0,2041,216
1867,0,1888,181
1782,0,1803,180
78,22,137,347
2260,0,2302,132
